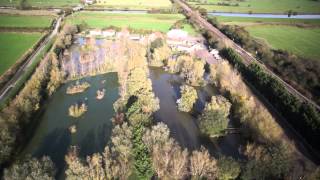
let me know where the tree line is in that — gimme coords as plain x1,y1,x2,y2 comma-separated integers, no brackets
220,47,320,153
0,24,78,170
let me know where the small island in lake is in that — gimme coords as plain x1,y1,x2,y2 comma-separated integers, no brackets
68,103,88,118
66,81,90,95
69,125,77,134
96,89,106,100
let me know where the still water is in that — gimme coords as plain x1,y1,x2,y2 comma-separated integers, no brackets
21,73,119,176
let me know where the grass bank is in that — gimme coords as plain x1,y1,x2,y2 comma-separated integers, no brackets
0,32,43,76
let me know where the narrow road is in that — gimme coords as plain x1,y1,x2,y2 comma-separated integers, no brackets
0,16,62,101
174,0,320,110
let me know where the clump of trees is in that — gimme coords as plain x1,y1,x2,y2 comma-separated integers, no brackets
165,55,205,86
199,95,231,137
65,123,134,180
177,85,198,112
241,143,293,180
216,156,241,180
66,81,90,95
4,156,56,180
148,38,172,67
68,103,87,118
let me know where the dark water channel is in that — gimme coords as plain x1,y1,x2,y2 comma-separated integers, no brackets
149,67,244,158
21,73,119,177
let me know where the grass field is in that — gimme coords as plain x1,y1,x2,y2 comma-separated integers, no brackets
94,0,171,10
0,0,79,7
246,25,320,60
189,0,320,14
67,12,196,33
0,32,43,76
0,15,53,28
215,16,320,26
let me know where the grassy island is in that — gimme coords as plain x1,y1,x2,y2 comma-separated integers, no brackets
68,103,88,118
66,81,90,95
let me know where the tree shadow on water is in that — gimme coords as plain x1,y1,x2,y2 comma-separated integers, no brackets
33,128,71,176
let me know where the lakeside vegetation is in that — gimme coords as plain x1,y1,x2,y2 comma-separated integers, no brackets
67,12,197,33
0,15,53,28
0,32,43,76
188,0,320,14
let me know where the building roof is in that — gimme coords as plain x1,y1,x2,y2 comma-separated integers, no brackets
167,29,188,40
193,49,217,65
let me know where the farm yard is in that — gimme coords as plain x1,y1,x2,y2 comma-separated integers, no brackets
0,32,43,75
0,15,53,28
188,0,320,14
0,0,80,7
93,0,172,10
67,12,197,33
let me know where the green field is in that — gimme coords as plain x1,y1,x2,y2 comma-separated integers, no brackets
246,25,320,60
67,12,196,33
95,0,172,10
0,32,43,75
0,15,53,28
0,0,79,7
215,16,320,26
189,0,320,14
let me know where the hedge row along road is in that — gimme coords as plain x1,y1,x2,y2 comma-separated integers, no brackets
174,0,320,110
0,16,62,101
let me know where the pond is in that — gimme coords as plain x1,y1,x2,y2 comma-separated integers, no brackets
149,67,244,158
21,73,119,177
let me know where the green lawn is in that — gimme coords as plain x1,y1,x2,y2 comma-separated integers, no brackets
189,0,320,14
246,25,320,60
67,12,196,33
0,15,53,28
0,32,43,76
0,0,80,7
94,0,172,10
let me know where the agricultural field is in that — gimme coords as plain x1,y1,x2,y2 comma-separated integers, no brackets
246,25,320,60
67,12,197,33
188,0,320,14
0,0,80,7
216,16,320,26
94,0,172,10
0,32,43,75
0,15,53,28
213,16,320,60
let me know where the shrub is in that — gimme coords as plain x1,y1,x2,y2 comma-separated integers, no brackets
177,85,198,112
